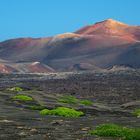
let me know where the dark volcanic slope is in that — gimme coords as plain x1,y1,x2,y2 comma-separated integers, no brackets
0,19,140,73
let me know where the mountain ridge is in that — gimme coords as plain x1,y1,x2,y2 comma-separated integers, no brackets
0,19,140,73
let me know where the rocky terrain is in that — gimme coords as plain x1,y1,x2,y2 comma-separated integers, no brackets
0,69,140,140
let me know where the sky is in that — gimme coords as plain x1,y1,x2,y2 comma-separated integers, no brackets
0,0,140,41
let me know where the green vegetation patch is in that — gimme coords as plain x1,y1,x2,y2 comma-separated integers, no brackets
79,100,93,106
58,95,78,104
132,109,140,117
28,105,46,110
58,95,93,106
40,107,84,117
89,123,140,140
8,87,23,91
12,95,33,101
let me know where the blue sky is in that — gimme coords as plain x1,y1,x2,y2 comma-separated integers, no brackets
0,0,140,41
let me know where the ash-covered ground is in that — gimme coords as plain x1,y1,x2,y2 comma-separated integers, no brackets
0,70,140,140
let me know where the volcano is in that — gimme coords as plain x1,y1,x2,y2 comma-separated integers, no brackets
0,19,140,73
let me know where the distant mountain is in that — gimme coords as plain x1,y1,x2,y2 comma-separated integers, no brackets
0,19,140,73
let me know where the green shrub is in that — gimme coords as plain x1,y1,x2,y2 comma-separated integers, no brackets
40,107,84,117
29,105,46,110
79,100,93,106
40,109,50,115
58,95,78,104
89,123,140,140
132,109,140,117
12,95,33,101
8,87,23,91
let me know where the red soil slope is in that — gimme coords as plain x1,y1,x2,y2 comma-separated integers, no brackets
0,19,140,73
